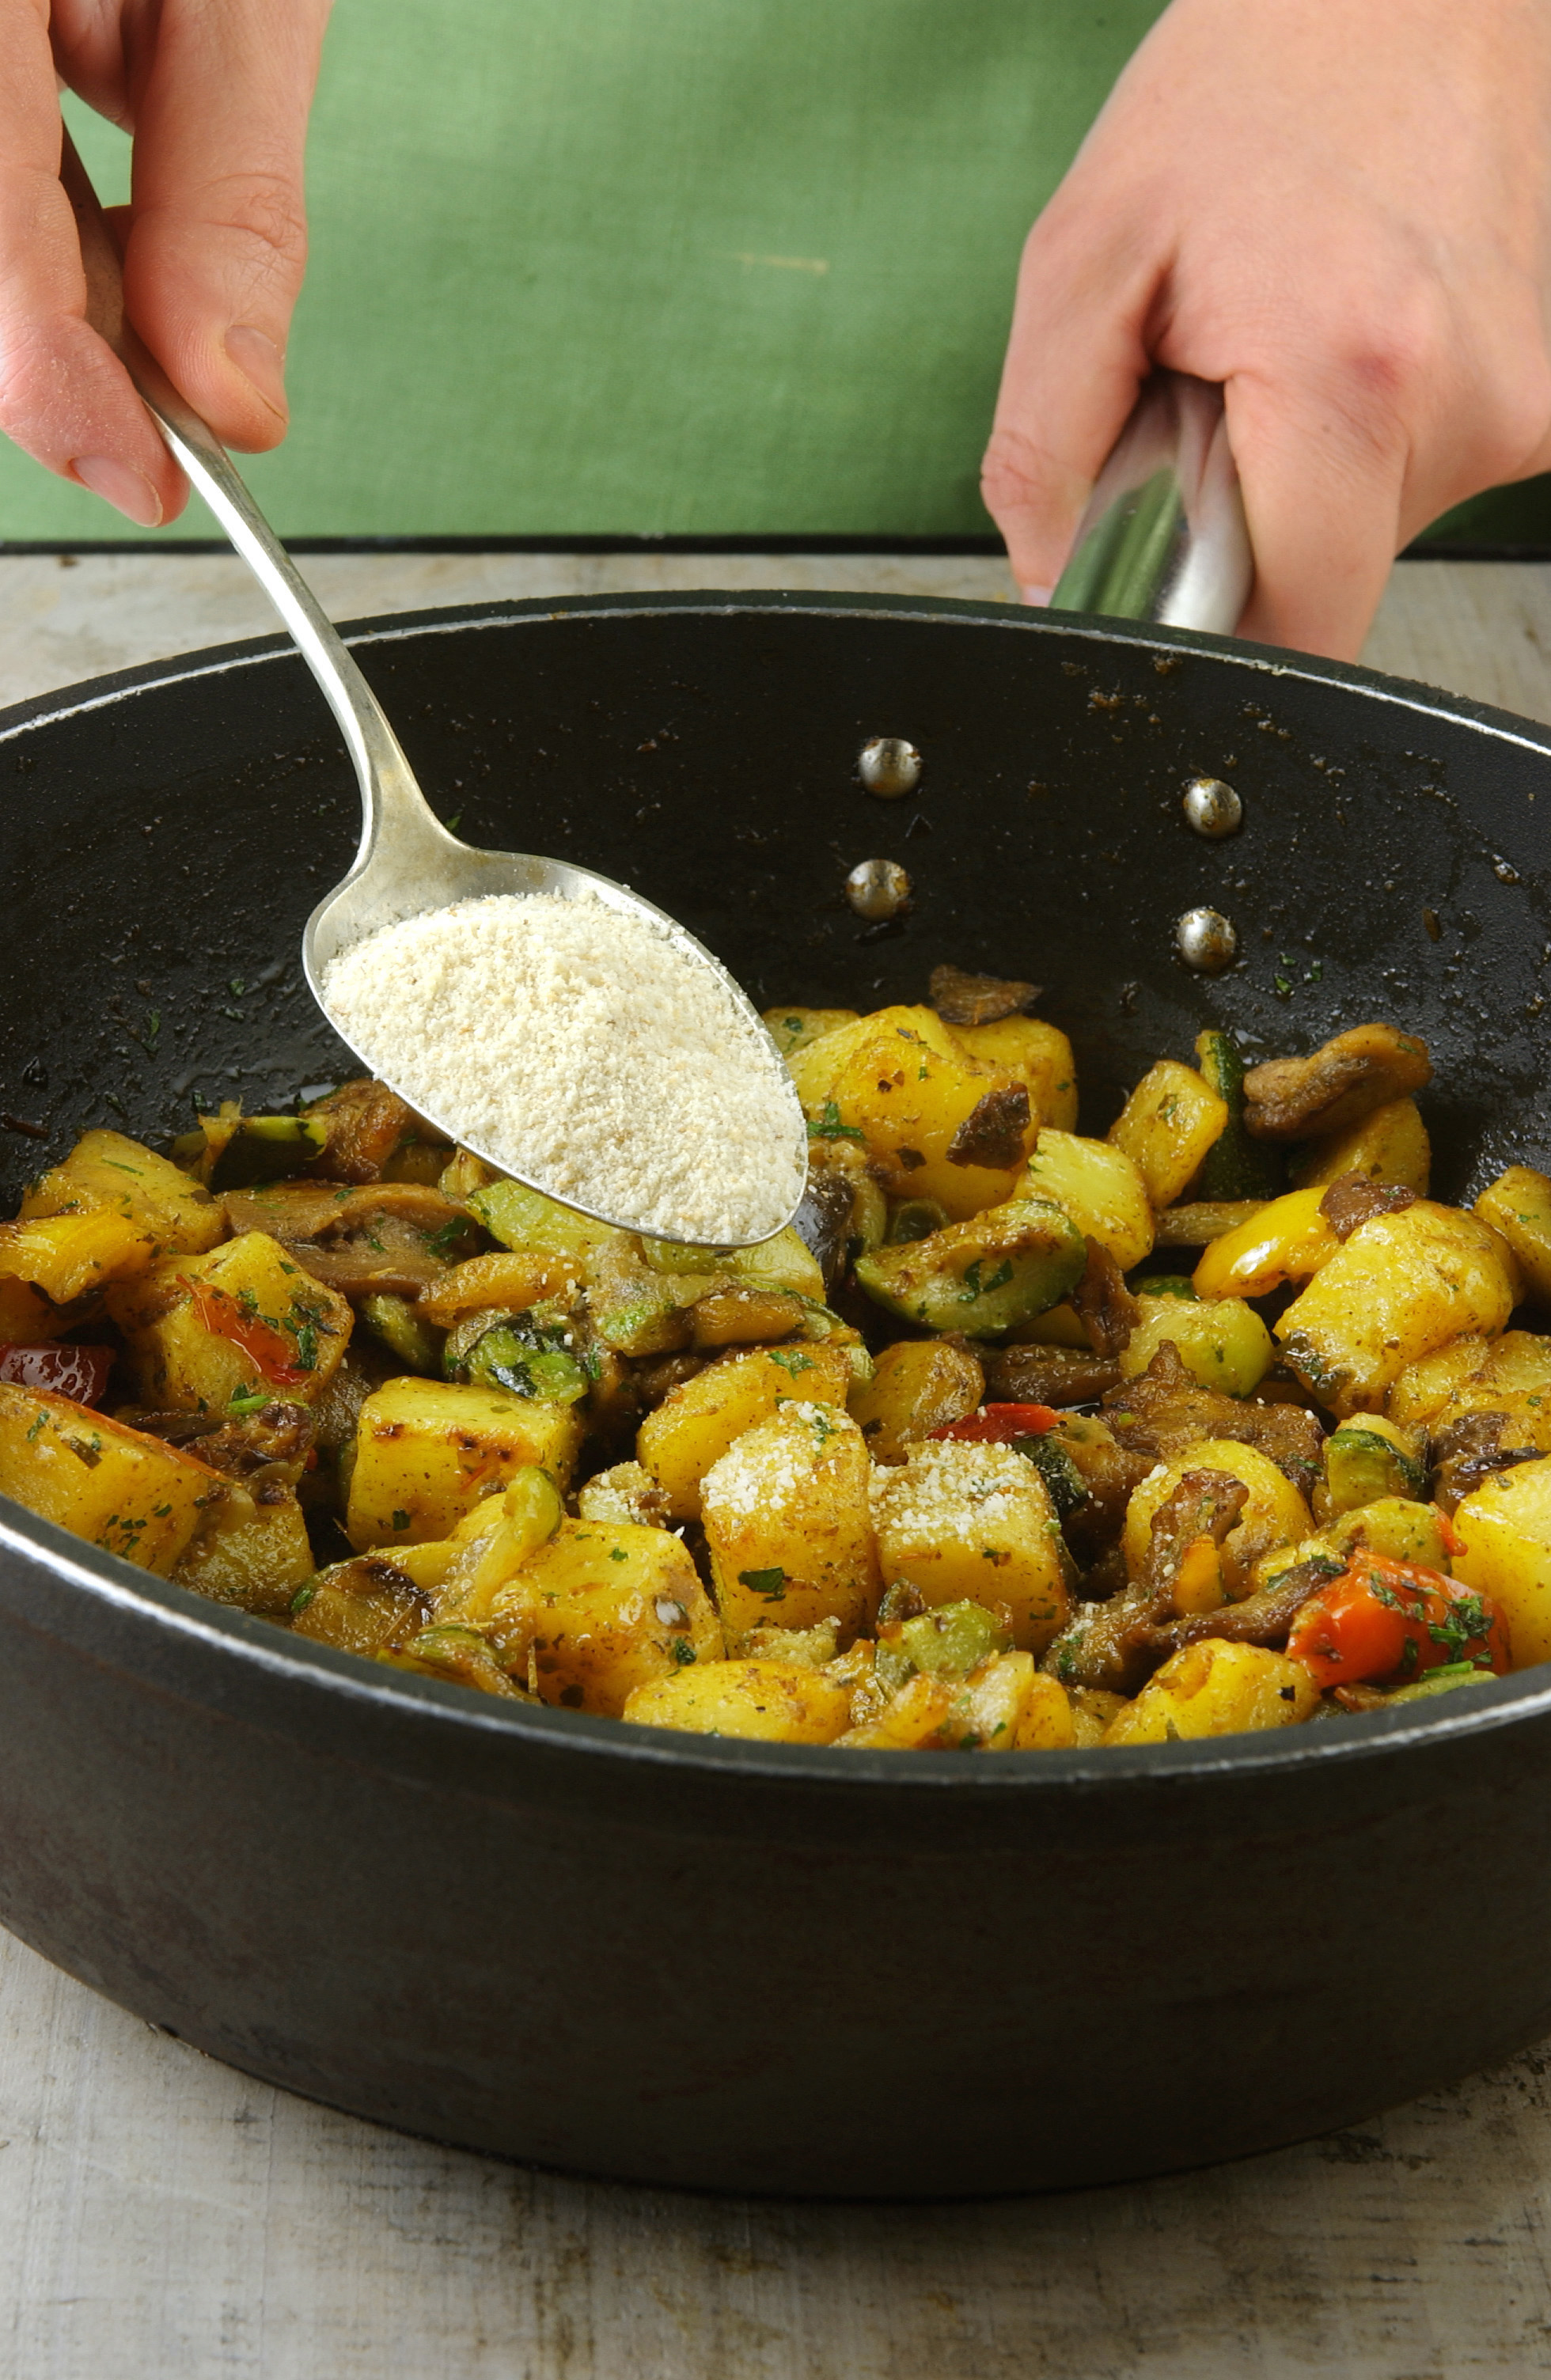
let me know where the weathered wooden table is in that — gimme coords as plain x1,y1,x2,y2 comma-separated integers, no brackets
3,551,1550,2379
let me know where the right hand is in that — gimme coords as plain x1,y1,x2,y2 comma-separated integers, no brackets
0,0,332,526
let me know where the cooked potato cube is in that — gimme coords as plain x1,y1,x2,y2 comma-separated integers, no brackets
109,1231,352,1415
517,1520,722,1714
949,1017,1079,1131
1191,1187,1339,1300
0,1382,221,1573
1387,1336,1497,1431
347,1377,582,1549
1476,1165,1551,1306
702,1400,879,1642
1288,1097,1432,1194
1014,1669,1079,1749
1277,1201,1519,1415
836,1650,1040,1749
1104,1639,1318,1743
1107,1061,1229,1209
0,1208,159,1304
1454,1456,1551,1666
791,1003,1037,1218
1118,1294,1273,1397
0,1278,59,1342
870,1439,1071,1653
172,1484,315,1611
1122,1441,1311,1581
1020,1129,1153,1268
21,1127,223,1253
623,1656,850,1742
638,1343,853,1520
847,1336,984,1464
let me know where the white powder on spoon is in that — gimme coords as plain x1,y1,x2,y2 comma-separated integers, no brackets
321,891,806,1245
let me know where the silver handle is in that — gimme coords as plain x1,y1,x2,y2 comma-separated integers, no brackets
1049,370,1253,635
58,129,452,873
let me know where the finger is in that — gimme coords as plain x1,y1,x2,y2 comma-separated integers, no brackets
1227,370,1407,661
119,0,332,453
0,12,184,524
980,189,1161,601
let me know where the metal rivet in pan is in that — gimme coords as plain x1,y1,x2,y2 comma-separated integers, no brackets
1176,907,1238,974
846,858,912,920
1181,777,1242,838
859,737,921,798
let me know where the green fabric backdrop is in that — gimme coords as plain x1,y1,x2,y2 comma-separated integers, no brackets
4,2,1542,546
9,0,1170,541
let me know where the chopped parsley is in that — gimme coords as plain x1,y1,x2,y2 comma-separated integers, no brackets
738,1567,787,1601
806,1101,863,1142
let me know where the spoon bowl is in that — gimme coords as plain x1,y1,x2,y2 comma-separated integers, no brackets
59,134,806,1245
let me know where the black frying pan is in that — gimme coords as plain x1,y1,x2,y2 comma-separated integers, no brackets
2,591,1550,2198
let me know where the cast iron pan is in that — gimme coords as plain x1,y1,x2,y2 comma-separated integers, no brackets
2,591,1551,2199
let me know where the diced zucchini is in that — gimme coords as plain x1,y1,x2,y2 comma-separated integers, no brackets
468,1178,628,1264
1322,1417,1426,1517
360,1291,445,1375
206,1115,330,1192
853,1196,1085,1338
1193,1031,1285,1200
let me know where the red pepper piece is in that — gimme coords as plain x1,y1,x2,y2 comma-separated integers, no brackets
929,1402,1060,1443
1285,1550,1508,1691
177,1277,311,1387
0,1343,115,1406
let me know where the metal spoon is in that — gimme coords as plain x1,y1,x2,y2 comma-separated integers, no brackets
59,132,806,1245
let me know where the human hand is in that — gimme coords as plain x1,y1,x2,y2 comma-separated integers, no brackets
981,0,1551,660
0,0,331,527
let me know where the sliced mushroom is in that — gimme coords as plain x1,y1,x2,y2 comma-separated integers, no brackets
946,1084,1032,1169
1318,1170,1418,1241
1242,1023,1432,1142
929,965,1041,1027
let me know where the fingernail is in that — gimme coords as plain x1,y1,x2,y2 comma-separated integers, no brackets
225,324,288,420
1021,584,1053,608
71,456,164,528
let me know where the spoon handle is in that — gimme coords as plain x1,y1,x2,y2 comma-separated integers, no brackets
57,129,451,872
1050,370,1253,635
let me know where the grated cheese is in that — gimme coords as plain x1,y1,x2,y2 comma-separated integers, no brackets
322,891,804,1243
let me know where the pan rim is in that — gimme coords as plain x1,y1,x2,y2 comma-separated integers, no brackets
6,589,1549,1795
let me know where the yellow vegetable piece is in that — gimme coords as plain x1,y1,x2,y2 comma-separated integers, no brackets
415,1249,582,1327
1324,1495,1452,1574
1387,1337,1497,1431
0,1277,60,1343
949,1017,1079,1131
518,1520,722,1715
1277,1201,1519,1415
638,1343,852,1521
1020,1128,1154,1269
1014,1670,1079,1749
869,1438,1071,1654
0,1381,221,1575
1118,1294,1274,1398
1476,1165,1551,1307
1104,1639,1318,1744
702,1400,880,1643
846,1336,984,1465
108,1230,353,1415
791,1002,1036,1220
1106,1060,1229,1209
1289,1097,1432,1195
623,1656,851,1743
1122,1441,1311,1582
346,1377,582,1549
0,1207,159,1304
1454,1456,1551,1666
21,1127,223,1253
1191,1187,1338,1300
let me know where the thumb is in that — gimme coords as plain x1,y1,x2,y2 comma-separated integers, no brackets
119,0,331,453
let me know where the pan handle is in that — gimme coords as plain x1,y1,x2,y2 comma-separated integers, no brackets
1049,371,1253,636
